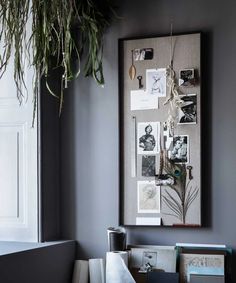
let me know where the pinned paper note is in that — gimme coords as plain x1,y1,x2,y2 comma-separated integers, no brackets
136,217,161,226
131,90,159,110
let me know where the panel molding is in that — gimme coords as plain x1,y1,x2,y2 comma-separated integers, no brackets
0,122,28,227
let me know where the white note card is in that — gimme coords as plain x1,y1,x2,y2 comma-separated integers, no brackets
131,90,159,110
136,217,161,226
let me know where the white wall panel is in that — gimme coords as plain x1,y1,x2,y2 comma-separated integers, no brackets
0,28,38,241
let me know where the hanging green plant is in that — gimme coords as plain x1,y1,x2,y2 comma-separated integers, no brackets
0,0,116,120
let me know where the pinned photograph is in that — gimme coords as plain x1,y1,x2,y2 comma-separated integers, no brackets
142,156,156,177
179,69,195,87
163,121,173,150
178,94,197,124
138,122,160,154
146,68,166,97
142,251,157,267
169,135,189,163
133,48,153,61
138,181,160,213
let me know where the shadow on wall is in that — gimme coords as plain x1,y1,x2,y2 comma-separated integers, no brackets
201,31,213,228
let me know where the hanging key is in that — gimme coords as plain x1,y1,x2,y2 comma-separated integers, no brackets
137,75,143,89
187,165,193,180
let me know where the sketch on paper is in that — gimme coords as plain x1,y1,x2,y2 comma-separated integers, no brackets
178,94,197,124
137,181,160,213
138,122,160,154
146,68,166,97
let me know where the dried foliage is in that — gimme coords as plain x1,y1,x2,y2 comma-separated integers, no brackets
0,0,115,120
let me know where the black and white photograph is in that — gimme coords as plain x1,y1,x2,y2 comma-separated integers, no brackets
178,94,197,124
146,68,166,97
163,121,174,150
142,251,157,267
179,69,195,87
130,246,177,272
138,122,160,154
137,181,160,213
142,155,156,177
133,48,154,61
169,135,189,163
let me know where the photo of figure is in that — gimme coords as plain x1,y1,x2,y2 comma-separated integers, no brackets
142,155,156,177
169,135,189,163
142,251,157,267
163,121,174,150
133,48,154,61
146,68,166,97
138,181,160,213
178,94,197,124
179,69,195,87
138,122,160,154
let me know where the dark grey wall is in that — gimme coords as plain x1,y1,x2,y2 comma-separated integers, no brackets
0,241,75,283
41,73,61,241
60,0,236,278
